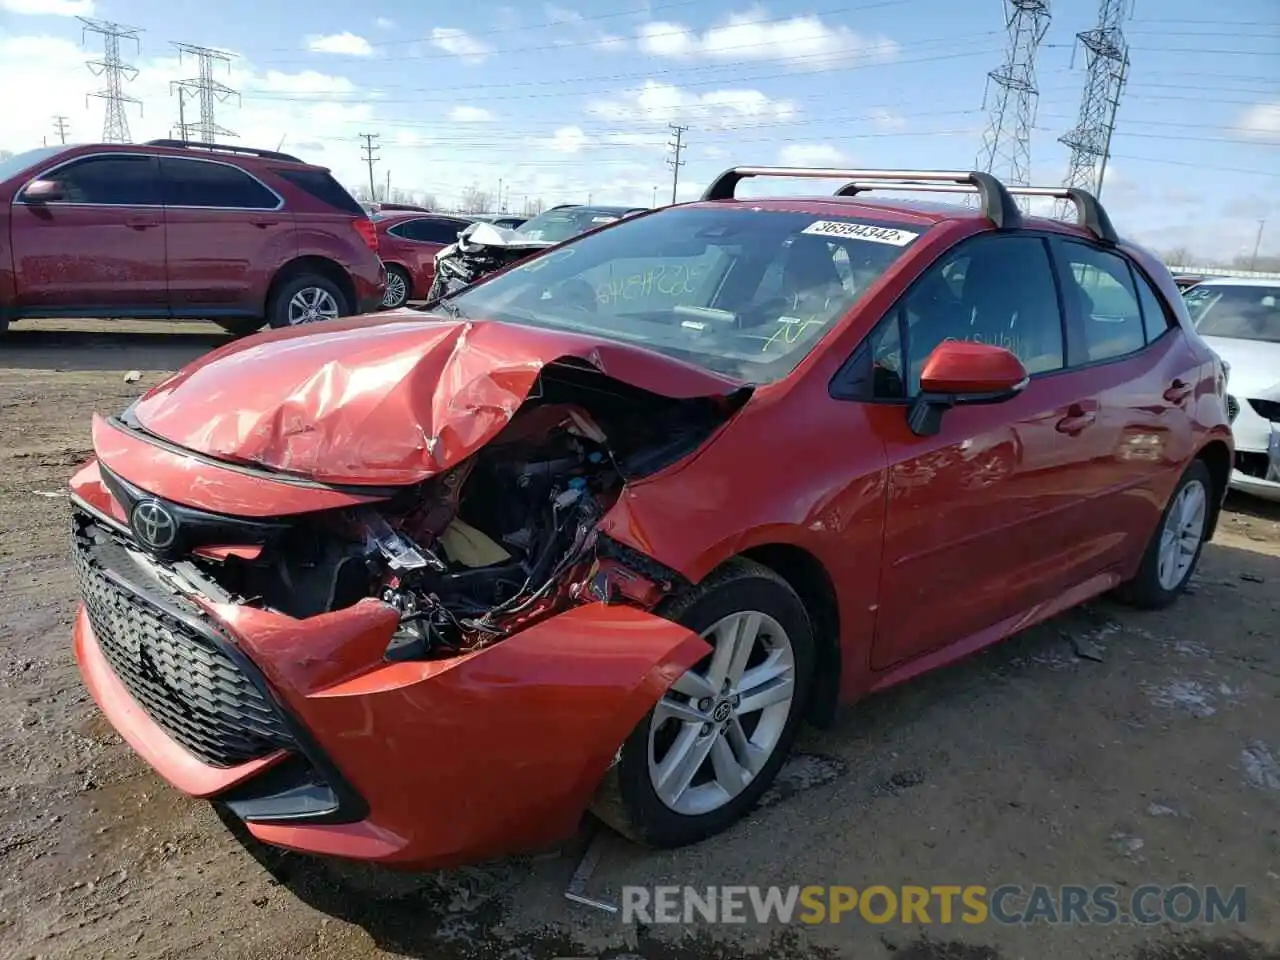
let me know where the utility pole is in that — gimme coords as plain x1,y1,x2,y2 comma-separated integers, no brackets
667,123,689,205
1057,0,1132,218
171,43,239,143
79,17,143,143
1252,220,1267,270
652,185,657,207
359,133,380,200
52,115,70,144
974,0,1051,213
385,168,391,202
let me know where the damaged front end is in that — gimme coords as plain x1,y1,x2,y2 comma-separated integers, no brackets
97,359,746,660
426,221,552,301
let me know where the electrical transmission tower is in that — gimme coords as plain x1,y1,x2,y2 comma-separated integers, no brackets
171,43,240,143
79,17,143,144
1056,0,1131,218
667,124,689,205
52,116,70,144
359,134,381,200
974,0,1051,213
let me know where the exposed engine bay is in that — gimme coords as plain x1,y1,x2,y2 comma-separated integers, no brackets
426,220,552,301
171,363,745,659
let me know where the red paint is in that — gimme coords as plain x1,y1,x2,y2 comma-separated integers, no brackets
69,191,1235,869
128,314,744,485
920,340,1029,394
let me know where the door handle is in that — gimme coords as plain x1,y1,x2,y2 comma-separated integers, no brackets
1056,404,1097,435
251,219,280,228
125,217,160,230
1163,379,1193,403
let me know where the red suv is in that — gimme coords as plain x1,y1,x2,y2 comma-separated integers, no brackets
68,167,1232,869
374,211,474,309
0,140,385,336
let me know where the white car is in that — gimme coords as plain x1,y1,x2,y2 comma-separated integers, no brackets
1184,277,1280,502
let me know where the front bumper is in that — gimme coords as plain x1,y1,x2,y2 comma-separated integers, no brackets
72,508,708,868
1228,420,1280,503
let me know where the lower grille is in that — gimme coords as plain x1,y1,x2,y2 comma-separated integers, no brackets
72,513,294,768
1226,394,1240,423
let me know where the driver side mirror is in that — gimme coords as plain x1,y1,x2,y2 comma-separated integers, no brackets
907,340,1029,437
22,179,66,203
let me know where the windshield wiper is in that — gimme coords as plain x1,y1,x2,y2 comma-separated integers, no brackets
434,299,468,319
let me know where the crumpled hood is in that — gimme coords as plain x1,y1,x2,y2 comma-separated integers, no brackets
129,313,743,486
1201,335,1280,397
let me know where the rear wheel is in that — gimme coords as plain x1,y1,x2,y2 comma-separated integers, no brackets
1115,459,1213,608
267,274,348,329
591,559,813,848
381,265,411,309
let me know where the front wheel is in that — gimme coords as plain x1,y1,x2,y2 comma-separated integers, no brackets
1115,459,1214,609
267,274,349,329
591,559,813,848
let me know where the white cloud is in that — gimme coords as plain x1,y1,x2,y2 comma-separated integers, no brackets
430,27,493,64
637,7,898,70
252,70,358,95
374,17,396,30
587,80,797,131
778,143,847,167
0,0,92,14
449,105,493,122
1236,102,1280,143
306,32,374,56
869,109,906,132
540,126,592,153
545,3,628,51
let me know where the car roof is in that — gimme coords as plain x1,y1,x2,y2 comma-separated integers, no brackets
53,140,322,171
683,194,1105,236
374,210,470,223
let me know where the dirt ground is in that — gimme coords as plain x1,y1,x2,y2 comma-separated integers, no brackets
1,318,1277,960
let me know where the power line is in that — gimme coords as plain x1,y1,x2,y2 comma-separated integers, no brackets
171,43,240,143
79,17,143,144
359,133,381,199
667,123,689,205
975,0,1051,213
51,115,70,145
1057,0,1132,218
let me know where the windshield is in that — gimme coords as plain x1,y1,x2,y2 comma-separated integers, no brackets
0,146,66,184
1187,285,1280,343
443,206,927,382
516,207,631,243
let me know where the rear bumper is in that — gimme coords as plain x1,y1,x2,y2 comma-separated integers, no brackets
71,513,708,867
354,263,386,315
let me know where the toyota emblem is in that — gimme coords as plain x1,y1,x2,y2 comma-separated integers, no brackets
130,499,178,551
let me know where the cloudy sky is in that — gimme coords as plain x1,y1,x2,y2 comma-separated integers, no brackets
0,0,1276,261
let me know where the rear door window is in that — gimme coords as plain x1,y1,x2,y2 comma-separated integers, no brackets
28,155,160,206
159,157,280,209
272,168,364,214
394,217,470,244
1056,242,1147,363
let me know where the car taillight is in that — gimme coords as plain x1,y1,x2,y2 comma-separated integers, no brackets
354,218,379,253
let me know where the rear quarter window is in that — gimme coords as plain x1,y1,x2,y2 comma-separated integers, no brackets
273,168,365,215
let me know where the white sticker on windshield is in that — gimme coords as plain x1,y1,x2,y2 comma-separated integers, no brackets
801,220,918,246
591,216,618,223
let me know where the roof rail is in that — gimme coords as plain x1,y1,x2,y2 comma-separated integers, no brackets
143,139,304,163
1002,186,1118,245
701,166,1022,231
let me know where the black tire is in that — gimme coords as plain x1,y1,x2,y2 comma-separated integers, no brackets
266,273,349,329
591,558,814,848
425,271,449,304
1114,459,1214,609
382,265,411,309
214,317,263,337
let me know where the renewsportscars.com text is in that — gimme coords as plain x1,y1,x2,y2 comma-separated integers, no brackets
621,884,1247,926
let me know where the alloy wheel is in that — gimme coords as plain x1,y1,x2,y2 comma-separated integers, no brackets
287,287,340,325
1157,478,1207,591
382,271,408,308
647,611,796,816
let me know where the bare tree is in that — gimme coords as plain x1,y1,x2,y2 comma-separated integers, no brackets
459,185,493,213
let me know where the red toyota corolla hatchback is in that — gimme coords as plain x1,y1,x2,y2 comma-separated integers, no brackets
69,168,1233,869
